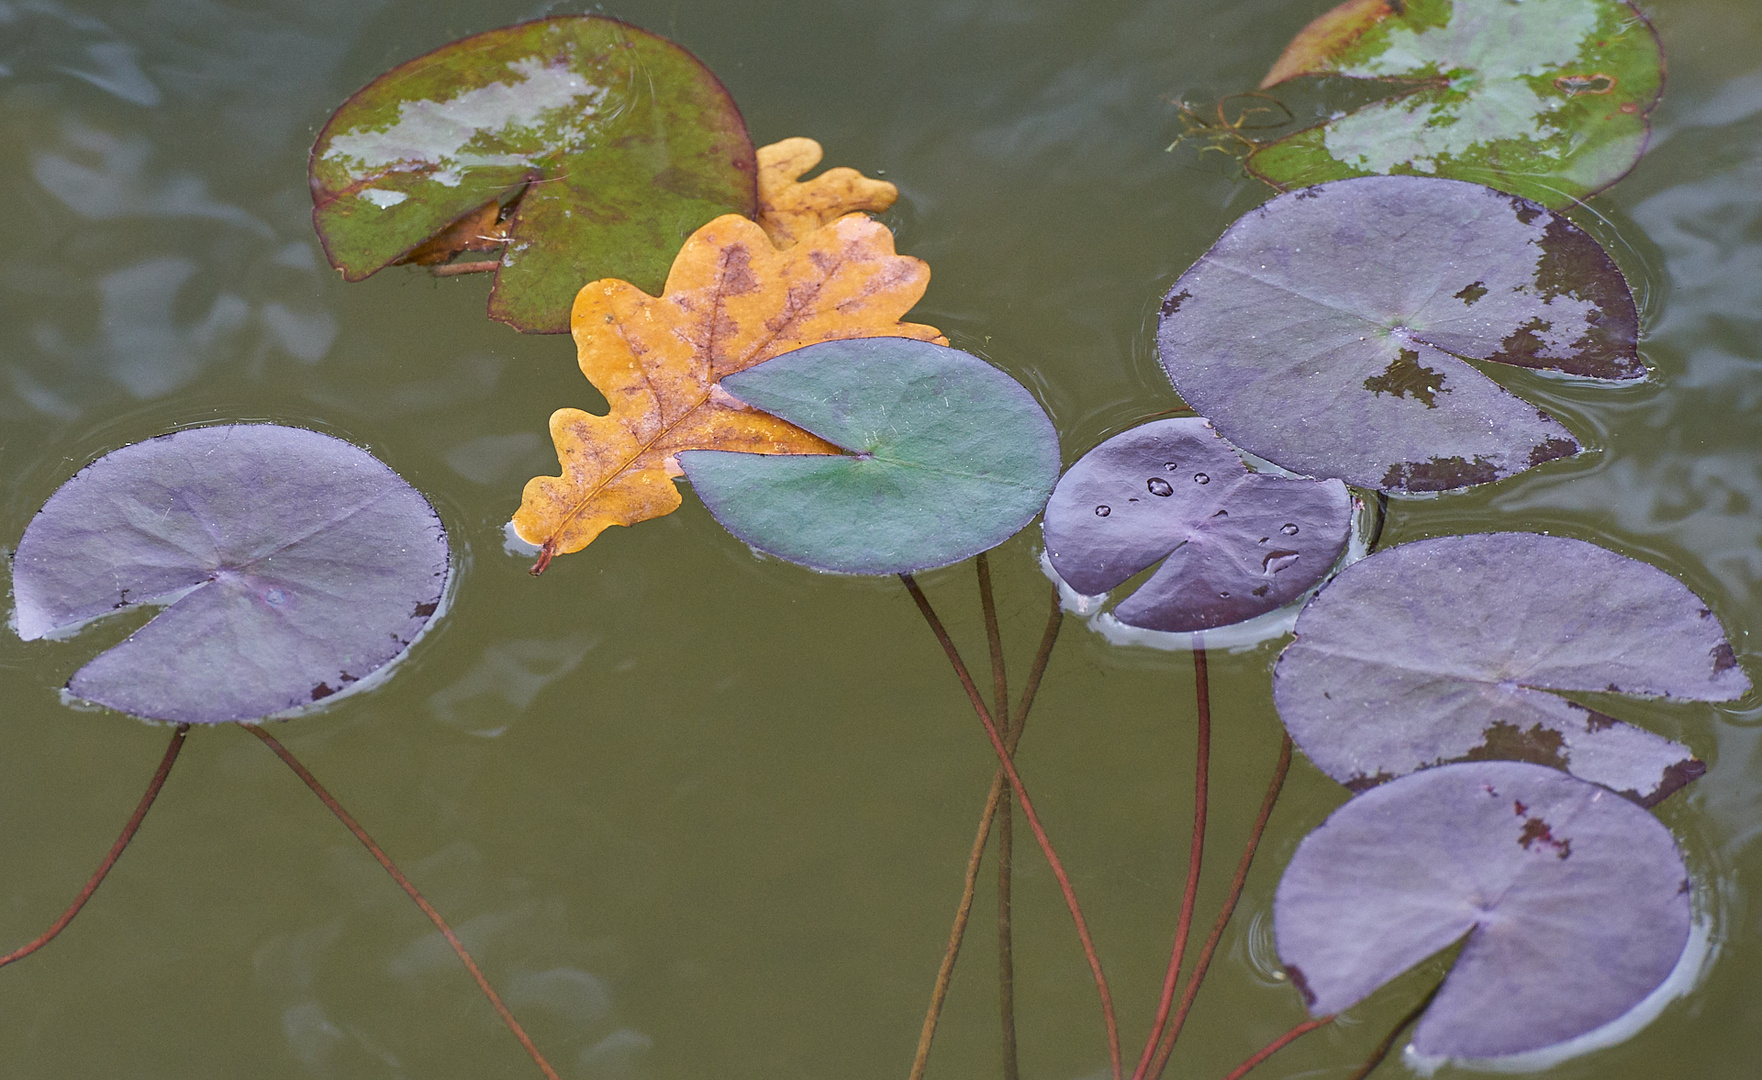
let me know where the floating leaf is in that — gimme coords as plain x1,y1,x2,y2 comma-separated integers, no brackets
754,137,898,250
1273,533,1749,806
11,426,450,725
512,214,945,569
310,15,755,333
1157,175,1640,492
1250,0,1664,207
679,339,1058,575
1275,761,1691,1059
1042,418,1351,632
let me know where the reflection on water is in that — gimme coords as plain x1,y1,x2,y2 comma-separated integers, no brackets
4,1,1762,1079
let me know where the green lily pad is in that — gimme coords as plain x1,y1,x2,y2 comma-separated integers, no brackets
1249,0,1663,207
310,15,755,333
678,338,1061,576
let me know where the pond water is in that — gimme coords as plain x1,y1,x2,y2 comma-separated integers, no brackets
1,1,1759,1078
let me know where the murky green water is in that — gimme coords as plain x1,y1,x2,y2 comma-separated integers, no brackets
2,1,1760,1077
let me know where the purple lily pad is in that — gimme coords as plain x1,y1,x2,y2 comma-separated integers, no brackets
1042,418,1351,632
1273,533,1749,806
1157,175,1641,492
11,425,450,724
1275,761,1691,1060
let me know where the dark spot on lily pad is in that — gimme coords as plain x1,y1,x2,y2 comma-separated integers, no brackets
1160,289,1193,316
1529,437,1579,467
1362,348,1446,407
1454,280,1488,305
1380,455,1499,492
1461,721,1568,770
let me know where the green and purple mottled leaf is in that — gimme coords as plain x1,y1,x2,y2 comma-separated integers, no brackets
679,338,1060,576
1273,533,1748,806
1250,0,1663,208
11,425,449,724
1042,418,1351,632
1157,175,1640,492
1276,761,1691,1059
310,15,755,333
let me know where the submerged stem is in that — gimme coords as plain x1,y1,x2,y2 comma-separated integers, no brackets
976,554,1020,1080
1346,978,1443,1080
0,723,190,970
241,724,561,1080
901,573,1121,1080
1220,1015,1334,1080
1148,734,1294,1080
909,586,1064,1080
1134,638,1211,1080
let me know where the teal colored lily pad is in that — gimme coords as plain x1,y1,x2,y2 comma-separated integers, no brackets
678,339,1061,575
310,16,754,333
1249,0,1663,207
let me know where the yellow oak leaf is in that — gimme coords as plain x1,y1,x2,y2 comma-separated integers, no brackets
514,211,945,572
754,137,898,249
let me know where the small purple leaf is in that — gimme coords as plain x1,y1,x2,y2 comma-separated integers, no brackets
1043,418,1351,632
1157,176,1641,492
1275,761,1691,1059
11,425,450,724
1274,533,1748,804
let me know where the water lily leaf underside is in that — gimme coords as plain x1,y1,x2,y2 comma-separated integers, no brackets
1277,761,1690,1059
1157,175,1640,493
11,425,449,724
1043,418,1351,632
1273,532,1749,805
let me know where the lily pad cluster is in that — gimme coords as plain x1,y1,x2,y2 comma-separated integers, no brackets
11,425,450,724
1264,532,1746,1060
